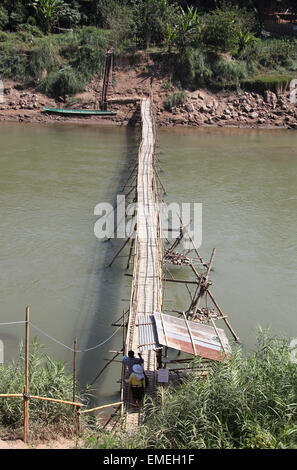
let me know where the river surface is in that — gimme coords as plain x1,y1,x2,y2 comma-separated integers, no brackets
0,123,296,403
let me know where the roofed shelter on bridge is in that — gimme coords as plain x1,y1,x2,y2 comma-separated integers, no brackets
138,313,231,362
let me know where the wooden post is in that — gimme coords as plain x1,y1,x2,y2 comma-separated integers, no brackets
182,312,197,356
73,337,77,412
161,383,165,406
121,310,125,416
76,407,81,437
24,306,29,444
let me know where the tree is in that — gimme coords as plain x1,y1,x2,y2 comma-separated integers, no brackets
30,0,64,34
202,3,257,54
0,7,9,30
174,5,201,51
132,0,179,49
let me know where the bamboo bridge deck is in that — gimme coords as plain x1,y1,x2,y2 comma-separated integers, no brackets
124,98,163,427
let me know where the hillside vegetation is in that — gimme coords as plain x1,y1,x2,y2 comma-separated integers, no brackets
0,1,296,98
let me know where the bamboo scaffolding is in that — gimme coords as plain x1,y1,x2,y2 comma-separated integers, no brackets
182,312,197,356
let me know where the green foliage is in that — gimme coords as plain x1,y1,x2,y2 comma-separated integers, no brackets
0,340,85,434
166,5,201,52
173,46,246,90
202,3,257,54
137,331,297,449
242,74,294,95
30,0,64,34
0,6,9,30
238,38,297,73
163,90,187,111
56,1,81,28
174,47,213,89
212,58,247,87
132,0,179,49
17,23,44,38
69,27,110,79
27,39,60,80
40,67,86,98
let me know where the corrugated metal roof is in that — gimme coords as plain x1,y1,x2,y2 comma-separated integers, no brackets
154,312,231,362
137,315,162,352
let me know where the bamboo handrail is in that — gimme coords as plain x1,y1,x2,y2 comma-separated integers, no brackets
0,394,23,398
80,401,123,415
0,394,84,407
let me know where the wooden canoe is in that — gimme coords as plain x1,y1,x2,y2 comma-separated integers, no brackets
42,107,117,116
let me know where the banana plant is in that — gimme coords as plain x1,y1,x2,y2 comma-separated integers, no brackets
30,0,64,34
165,22,178,53
176,6,201,51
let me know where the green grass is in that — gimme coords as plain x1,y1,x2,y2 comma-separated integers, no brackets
86,331,297,449
241,74,294,95
163,91,187,111
0,28,112,96
0,340,88,439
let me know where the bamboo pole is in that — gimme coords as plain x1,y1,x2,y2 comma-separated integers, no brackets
77,407,81,437
0,394,23,398
90,352,120,385
73,337,77,415
108,236,131,267
121,310,126,416
24,306,29,444
80,401,124,415
182,312,197,356
29,395,84,406
207,290,240,342
177,214,209,267
192,248,216,317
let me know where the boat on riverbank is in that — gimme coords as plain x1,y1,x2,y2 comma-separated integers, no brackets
42,107,117,116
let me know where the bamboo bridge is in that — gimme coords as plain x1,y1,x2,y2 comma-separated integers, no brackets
123,97,163,427
117,96,239,429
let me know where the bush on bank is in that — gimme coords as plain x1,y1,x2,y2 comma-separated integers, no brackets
0,340,86,438
86,331,297,449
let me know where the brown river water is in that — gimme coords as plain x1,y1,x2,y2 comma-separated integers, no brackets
0,122,296,403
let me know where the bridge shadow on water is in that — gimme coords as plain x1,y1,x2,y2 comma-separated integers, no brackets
75,124,140,405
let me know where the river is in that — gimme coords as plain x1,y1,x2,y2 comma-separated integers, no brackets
0,122,296,403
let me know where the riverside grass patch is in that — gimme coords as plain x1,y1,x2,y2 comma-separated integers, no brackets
87,331,297,449
0,340,88,439
241,74,295,95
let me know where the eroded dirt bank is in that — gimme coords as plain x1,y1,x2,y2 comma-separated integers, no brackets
0,61,296,129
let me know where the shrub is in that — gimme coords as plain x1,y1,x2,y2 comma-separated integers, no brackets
212,58,247,87
70,27,110,79
0,340,85,437
0,53,27,81
40,67,86,98
0,32,9,43
27,40,60,80
134,331,297,449
133,0,179,49
0,6,9,30
238,38,297,72
163,90,187,111
17,23,44,38
202,3,257,54
174,47,213,89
